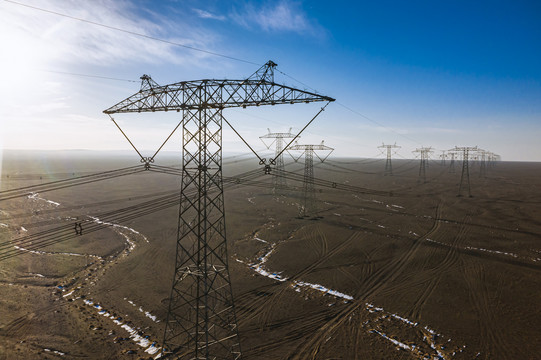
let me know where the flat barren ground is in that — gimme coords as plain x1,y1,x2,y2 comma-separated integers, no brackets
1,152,541,359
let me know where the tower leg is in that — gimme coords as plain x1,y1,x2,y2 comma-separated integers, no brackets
301,149,315,217
458,151,471,197
385,147,392,176
273,136,286,194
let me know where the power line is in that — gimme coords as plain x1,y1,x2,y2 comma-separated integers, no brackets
336,102,423,146
6,0,424,152
4,0,259,66
42,70,138,83
275,69,423,147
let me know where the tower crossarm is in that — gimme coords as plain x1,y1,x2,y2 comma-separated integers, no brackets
260,132,296,139
104,63,334,114
287,144,334,151
378,143,400,149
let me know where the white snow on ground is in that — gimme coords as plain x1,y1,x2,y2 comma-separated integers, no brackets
20,226,27,232
370,329,414,351
426,239,536,262
292,281,353,301
254,237,268,243
13,245,102,259
0,223,8,228
88,216,148,242
465,246,518,258
27,192,60,206
80,298,162,355
29,273,45,278
124,298,160,323
238,242,458,359
43,348,65,356
391,204,404,209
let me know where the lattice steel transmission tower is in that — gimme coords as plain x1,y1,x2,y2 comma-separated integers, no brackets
412,147,433,183
440,150,447,166
451,146,478,197
260,128,295,193
378,143,400,176
487,152,500,168
104,61,334,359
478,149,487,178
288,141,333,218
448,150,457,173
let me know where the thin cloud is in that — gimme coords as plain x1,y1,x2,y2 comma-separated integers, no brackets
193,8,226,21
0,0,220,67
231,1,320,35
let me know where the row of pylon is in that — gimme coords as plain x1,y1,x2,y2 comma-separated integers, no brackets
379,143,500,196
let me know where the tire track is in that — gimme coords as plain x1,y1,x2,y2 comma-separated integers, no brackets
256,231,360,329
462,260,510,359
405,214,471,321
237,231,360,330
289,200,446,360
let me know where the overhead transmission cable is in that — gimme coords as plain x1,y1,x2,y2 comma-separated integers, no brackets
0,165,146,202
0,167,273,261
5,0,423,152
3,0,259,66
42,70,138,83
275,68,424,148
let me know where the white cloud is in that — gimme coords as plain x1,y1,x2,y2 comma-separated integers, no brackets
193,8,226,21
0,0,220,67
232,1,319,35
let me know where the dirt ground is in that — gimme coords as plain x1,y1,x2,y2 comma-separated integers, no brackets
1,151,541,359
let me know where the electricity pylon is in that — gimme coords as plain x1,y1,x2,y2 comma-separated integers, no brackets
448,150,457,173
412,147,433,183
378,143,400,176
104,61,334,359
487,152,500,168
287,141,333,218
451,146,478,197
440,150,447,166
478,149,487,178
260,128,296,193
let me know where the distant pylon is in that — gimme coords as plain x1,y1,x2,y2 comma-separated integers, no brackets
479,149,487,178
487,152,500,169
287,141,333,217
412,147,433,183
440,151,447,166
378,143,400,176
451,146,478,197
260,128,296,193
448,151,457,173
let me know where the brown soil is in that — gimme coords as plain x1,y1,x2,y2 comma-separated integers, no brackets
1,154,541,359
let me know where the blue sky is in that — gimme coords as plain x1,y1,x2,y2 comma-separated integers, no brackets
1,0,540,161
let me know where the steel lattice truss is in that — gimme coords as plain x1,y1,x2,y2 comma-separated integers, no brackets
412,147,433,183
104,61,334,359
287,141,334,217
104,69,332,115
378,143,400,176
260,128,296,193
450,146,478,197
448,150,458,173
